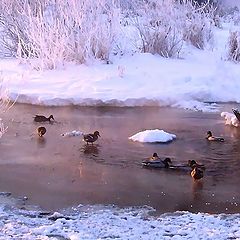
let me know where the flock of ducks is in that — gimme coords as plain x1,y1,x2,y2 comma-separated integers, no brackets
142,127,228,181
34,114,101,144
141,109,240,180
33,108,240,182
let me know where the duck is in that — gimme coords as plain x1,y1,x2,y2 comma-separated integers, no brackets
37,126,46,137
34,115,54,123
191,166,204,180
188,160,205,170
232,108,240,122
83,131,100,145
206,131,224,142
142,153,172,168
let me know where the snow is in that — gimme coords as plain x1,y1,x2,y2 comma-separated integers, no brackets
129,129,176,143
5,193,240,239
0,203,239,240
0,24,240,112
221,111,239,127
61,130,84,137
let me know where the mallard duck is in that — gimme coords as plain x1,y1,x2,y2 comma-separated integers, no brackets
188,160,205,170
150,152,160,161
191,166,204,180
206,131,224,142
232,108,240,122
37,126,46,137
142,153,172,168
83,131,100,144
34,115,54,123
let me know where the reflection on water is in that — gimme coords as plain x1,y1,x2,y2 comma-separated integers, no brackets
37,137,47,147
0,104,239,214
81,144,100,155
191,180,204,201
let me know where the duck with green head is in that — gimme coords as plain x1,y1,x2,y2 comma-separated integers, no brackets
142,153,172,168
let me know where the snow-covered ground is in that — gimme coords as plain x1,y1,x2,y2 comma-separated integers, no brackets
1,24,240,112
0,199,239,240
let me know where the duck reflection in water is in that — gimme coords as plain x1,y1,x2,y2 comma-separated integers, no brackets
37,136,47,147
191,180,204,201
82,144,100,155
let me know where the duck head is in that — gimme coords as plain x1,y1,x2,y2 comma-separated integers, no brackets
206,131,212,138
188,160,197,167
49,115,55,121
94,131,100,137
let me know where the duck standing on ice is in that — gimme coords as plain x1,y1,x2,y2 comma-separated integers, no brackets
83,131,101,145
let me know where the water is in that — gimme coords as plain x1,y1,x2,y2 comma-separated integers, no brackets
0,104,239,214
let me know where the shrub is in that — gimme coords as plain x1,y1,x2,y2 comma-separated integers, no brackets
228,31,240,62
0,0,120,69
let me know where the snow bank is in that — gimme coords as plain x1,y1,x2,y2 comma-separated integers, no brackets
129,129,176,143
0,23,240,111
221,111,239,127
0,204,239,239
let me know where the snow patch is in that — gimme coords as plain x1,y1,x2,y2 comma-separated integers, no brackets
61,130,84,137
0,204,239,240
129,129,176,143
221,111,239,127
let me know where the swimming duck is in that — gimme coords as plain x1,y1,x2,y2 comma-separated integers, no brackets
232,108,240,122
142,153,172,168
37,126,46,137
188,160,205,170
34,115,54,123
83,131,100,145
206,131,224,142
150,152,160,161
191,166,204,180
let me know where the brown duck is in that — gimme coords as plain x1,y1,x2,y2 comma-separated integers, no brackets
37,126,46,137
188,160,205,170
83,131,100,144
191,166,204,180
206,131,224,142
34,115,54,123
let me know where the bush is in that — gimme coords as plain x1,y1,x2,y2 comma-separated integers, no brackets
0,0,120,69
228,31,240,62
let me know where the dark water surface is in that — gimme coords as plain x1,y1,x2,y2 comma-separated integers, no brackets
0,104,239,214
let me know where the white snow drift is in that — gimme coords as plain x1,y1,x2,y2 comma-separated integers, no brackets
129,129,176,143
